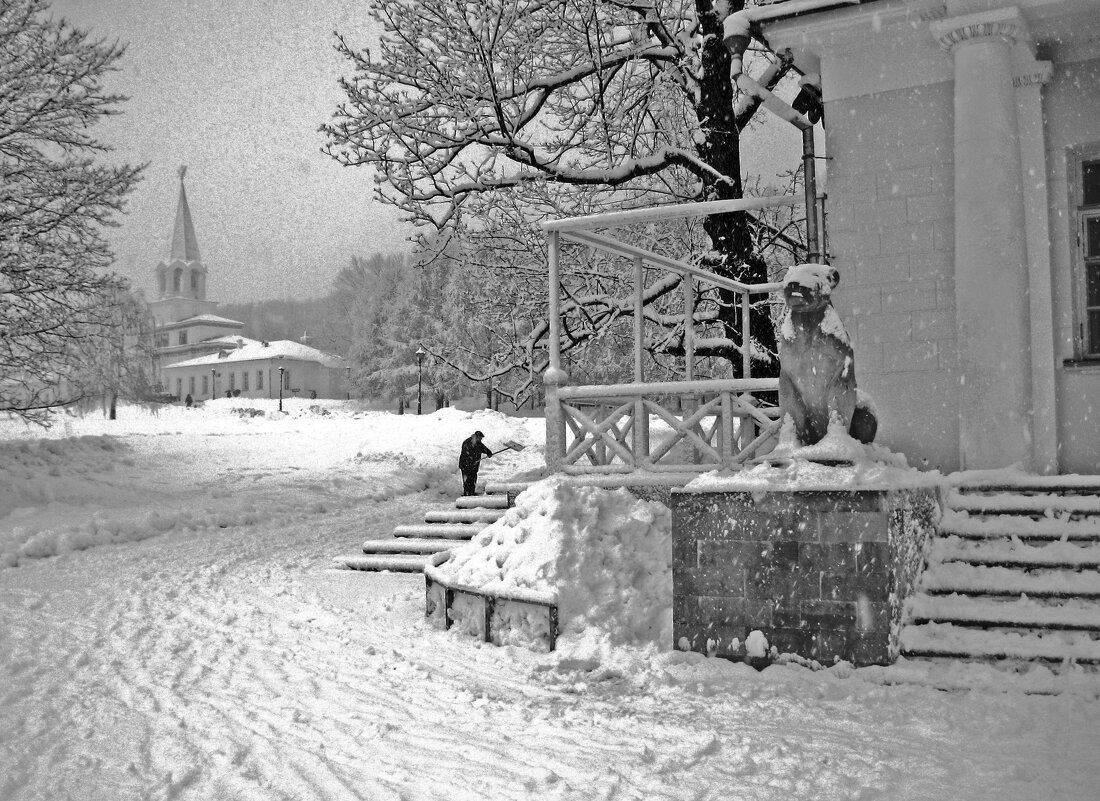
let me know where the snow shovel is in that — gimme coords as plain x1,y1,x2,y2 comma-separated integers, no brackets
490,440,525,456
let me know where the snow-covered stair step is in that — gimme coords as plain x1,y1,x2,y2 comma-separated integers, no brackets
907,593,1100,631
454,494,510,510
485,481,536,495
423,508,505,524
392,523,486,540
938,509,1100,541
955,478,1100,495
361,538,460,555
947,490,1100,515
899,622,1100,664
921,563,1100,598
933,537,1100,569
334,554,431,573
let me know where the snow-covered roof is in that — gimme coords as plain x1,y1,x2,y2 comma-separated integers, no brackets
178,314,245,327
163,339,344,370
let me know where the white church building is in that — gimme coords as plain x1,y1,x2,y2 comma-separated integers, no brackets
148,168,346,402
756,0,1100,474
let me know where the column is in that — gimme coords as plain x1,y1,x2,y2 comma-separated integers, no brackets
1014,60,1058,474
931,6,1033,470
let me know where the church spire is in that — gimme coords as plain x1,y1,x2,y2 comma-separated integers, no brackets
170,165,202,264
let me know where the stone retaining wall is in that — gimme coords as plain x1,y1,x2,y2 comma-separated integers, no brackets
671,486,939,666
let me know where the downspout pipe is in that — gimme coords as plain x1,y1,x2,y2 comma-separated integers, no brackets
724,7,838,263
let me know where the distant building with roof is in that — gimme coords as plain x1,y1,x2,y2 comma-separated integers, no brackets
161,337,347,402
148,167,346,401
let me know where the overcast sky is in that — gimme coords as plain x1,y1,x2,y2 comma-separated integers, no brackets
50,0,805,305
51,0,411,304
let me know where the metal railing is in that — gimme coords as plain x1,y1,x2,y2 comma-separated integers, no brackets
542,196,803,475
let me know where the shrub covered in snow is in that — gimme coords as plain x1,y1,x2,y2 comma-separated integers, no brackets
430,477,672,649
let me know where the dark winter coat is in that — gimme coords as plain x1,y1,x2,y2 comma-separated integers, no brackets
459,436,492,470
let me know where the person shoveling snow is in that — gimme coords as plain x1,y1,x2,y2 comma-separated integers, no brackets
457,431,524,496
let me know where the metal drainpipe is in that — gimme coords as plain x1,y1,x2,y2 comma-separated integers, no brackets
803,128,819,263
725,9,824,265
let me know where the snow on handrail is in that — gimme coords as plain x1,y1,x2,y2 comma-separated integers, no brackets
557,377,779,399
542,193,804,233
560,228,785,294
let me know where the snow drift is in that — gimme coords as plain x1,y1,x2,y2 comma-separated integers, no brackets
431,477,672,649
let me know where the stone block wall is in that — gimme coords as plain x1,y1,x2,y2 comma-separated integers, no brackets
823,81,961,471
671,486,939,666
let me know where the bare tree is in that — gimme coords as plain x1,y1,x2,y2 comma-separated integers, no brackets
0,0,144,424
323,0,802,396
67,288,158,419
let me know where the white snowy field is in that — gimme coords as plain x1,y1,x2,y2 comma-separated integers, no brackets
1,400,1099,801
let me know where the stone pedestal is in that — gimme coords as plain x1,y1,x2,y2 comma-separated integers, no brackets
671,485,938,666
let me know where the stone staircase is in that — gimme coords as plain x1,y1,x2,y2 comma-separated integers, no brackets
334,478,534,573
899,479,1100,674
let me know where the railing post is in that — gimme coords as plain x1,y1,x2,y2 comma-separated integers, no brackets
721,391,735,469
633,255,644,383
633,395,648,469
683,273,695,382
545,230,569,474
683,273,698,463
633,256,648,469
741,291,752,380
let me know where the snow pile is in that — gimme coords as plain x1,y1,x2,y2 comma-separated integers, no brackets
688,414,941,493
430,477,672,648
767,412,867,463
0,435,129,516
688,454,942,494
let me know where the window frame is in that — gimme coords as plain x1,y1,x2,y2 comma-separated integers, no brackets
1070,145,1100,360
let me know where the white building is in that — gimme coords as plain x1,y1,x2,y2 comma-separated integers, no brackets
162,338,347,403
755,0,1100,473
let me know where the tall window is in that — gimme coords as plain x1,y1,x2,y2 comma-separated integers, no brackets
178,330,188,345
1075,151,1100,358
188,377,195,396
176,378,182,398
242,371,249,392
257,370,264,390
283,370,291,390
230,372,236,391
202,375,208,395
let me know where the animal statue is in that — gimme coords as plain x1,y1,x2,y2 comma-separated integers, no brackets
778,263,877,447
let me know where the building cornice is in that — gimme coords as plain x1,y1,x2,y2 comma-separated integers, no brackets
1013,59,1053,87
930,7,1028,53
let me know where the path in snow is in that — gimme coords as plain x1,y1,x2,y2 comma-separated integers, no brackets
2,403,1098,799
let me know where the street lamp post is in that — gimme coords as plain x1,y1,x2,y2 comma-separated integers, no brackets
278,365,285,412
415,345,426,415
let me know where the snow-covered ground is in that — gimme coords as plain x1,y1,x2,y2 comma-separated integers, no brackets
2,400,1099,800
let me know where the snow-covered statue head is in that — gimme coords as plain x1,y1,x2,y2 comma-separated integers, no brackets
778,263,877,448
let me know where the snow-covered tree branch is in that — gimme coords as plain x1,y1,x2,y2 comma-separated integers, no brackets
0,0,145,424
324,0,801,400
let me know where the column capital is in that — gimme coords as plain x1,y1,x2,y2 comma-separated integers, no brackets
930,6,1027,53
1013,60,1052,88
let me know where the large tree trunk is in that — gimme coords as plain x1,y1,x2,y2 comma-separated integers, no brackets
695,0,779,379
